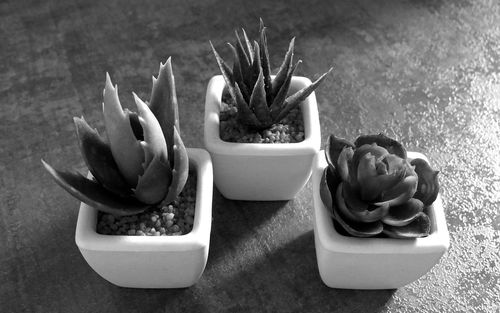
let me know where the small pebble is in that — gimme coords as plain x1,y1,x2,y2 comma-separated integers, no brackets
96,174,197,236
219,94,305,144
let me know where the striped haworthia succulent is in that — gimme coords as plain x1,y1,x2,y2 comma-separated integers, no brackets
211,19,333,131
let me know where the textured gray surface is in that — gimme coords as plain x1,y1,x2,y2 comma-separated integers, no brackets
1,0,499,312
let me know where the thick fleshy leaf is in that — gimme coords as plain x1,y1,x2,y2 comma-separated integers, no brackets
275,67,333,123
337,146,354,183
324,135,355,172
271,37,295,98
128,111,144,141
234,83,262,128
332,187,384,237
320,167,342,214
354,133,407,159
258,19,272,103
228,43,250,101
269,60,301,121
241,28,254,64
73,117,131,196
411,158,440,206
357,153,405,202
149,58,181,167
102,73,144,187
134,150,172,204
337,183,389,223
383,212,431,238
41,160,148,216
375,174,418,207
162,127,189,205
382,198,424,226
133,93,168,169
249,68,272,128
320,168,334,212
342,182,369,212
350,144,389,174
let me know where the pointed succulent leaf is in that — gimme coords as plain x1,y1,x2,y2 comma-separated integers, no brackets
325,135,355,173
383,212,431,238
250,41,262,93
258,19,272,103
249,68,273,128
354,133,407,159
234,83,262,128
234,30,251,71
41,160,148,216
410,158,440,206
211,41,236,97
133,93,168,169
228,43,250,101
382,198,424,226
269,60,301,120
271,37,295,97
161,127,189,205
241,28,254,64
149,58,181,167
102,73,145,187
275,67,333,123
73,117,131,196
134,150,172,204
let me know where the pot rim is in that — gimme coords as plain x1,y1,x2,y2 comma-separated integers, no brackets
75,148,213,252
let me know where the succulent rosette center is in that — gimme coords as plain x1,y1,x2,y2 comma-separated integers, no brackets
320,133,440,238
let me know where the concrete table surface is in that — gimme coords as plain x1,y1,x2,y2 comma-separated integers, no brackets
1,0,499,312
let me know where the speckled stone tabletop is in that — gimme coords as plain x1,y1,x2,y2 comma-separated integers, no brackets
1,0,499,312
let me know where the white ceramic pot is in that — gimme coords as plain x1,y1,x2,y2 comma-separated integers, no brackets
312,150,449,289
204,75,321,201
75,148,213,288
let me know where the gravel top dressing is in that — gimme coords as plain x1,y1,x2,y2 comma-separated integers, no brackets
97,173,197,236
219,91,305,144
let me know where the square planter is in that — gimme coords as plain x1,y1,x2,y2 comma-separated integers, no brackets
312,150,449,289
75,148,213,288
204,75,321,201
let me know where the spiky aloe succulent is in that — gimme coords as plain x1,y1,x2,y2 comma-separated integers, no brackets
41,58,188,216
210,19,333,131
320,134,440,238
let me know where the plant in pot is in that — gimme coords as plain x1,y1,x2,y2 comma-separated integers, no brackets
312,133,449,289
205,19,333,200
41,58,213,288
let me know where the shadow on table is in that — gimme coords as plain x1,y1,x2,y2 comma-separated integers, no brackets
205,230,396,312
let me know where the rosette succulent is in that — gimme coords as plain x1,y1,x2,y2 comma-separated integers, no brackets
210,19,333,131
41,58,188,216
320,134,440,238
